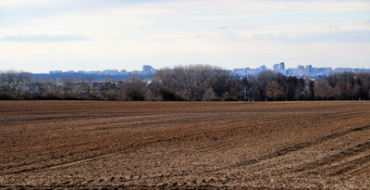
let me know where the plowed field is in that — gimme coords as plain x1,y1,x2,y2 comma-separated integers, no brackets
1,101,370,189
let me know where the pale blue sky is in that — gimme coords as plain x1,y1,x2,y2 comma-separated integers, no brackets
0,0,369,73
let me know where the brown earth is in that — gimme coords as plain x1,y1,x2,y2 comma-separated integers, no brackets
1,101,370,189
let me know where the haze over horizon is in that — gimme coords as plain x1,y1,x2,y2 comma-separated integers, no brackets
1,0,369,73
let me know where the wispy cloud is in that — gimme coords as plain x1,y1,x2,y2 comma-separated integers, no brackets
252,30,370,42
220,24,257,30
0,0,369,72
1,34,90,42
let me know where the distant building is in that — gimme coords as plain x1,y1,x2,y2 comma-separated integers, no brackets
334,68,355,72
279,62,285,70
233,68,244,72
246,68,260,76
85,71,102,75
353,68,366,72
49,70,63,74
273,62,285,70
313,67,332,75
294,65,304,75
65,70,75,74
306,65,312,73
120,70,127,75
141,65,157,75
142,65,154,72
111,70,119,75
77,70,85,74
286,68,295,76
273,62,285,74
273,64,279,71
103,70,119,75
260,65,268,72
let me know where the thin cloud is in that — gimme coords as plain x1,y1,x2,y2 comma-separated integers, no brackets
252,30,370,42
1,34,90,42
220,24,257,30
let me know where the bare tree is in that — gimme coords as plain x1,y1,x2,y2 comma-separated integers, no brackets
362,79,370,100
33,79,62,99
78,74,96,99
15,72,32,99
266,80,284,101
61,75,78,99
0,71,10,99
314,79,334,100
334,81,352,100
249,84,261,101
5,70,18,98
202,88,216,101
125,74,147,101
352,83,360,100
154,64,236,100
0,70,32,99
144,89,155,101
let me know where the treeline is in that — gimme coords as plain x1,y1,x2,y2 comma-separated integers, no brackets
1,65,370,101
245,71,370,101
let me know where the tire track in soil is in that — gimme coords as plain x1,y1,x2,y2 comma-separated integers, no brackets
3,116,231,176
0,112,262,174
293,141,370,176
343,160,370,178
179,111,370,161
1,105,368,178
329,154,370,176
79,117,370,185
2,136,155,175
193,124,370,175
3,110,368,176
0,113,199,171
2,102,370,189
0,184,283,190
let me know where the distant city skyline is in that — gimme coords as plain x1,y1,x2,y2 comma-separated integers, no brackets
1,0,369,73
27,62,370,74
46,63,370,78
7,61,370,74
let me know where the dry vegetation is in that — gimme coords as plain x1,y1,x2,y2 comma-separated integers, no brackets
2,67,370,102
1,101,370,189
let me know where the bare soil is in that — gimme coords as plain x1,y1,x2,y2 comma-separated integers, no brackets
1,101,370,189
